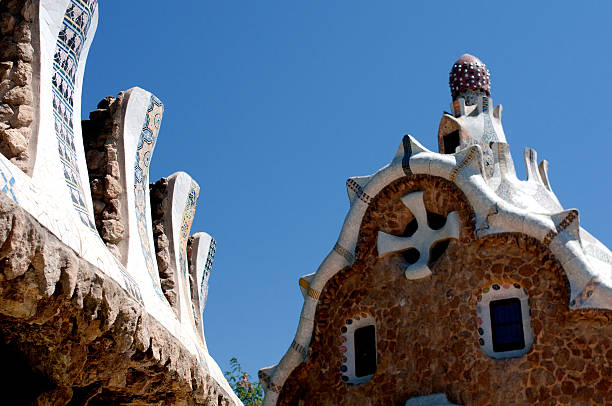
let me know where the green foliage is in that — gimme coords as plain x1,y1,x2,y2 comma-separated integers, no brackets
224,357,264,405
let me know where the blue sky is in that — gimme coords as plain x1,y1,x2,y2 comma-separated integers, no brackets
82,1,612,380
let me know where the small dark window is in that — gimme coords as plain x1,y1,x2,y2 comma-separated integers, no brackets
401,248,420,265
403,218,418,237
429,239,450,264
354,325,376,377
490,298,525,352
426,211,447,230
443,130,460,154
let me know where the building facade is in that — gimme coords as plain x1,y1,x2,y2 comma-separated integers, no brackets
260,55,612,406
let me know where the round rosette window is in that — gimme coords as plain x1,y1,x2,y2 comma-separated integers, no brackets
476,282,533,359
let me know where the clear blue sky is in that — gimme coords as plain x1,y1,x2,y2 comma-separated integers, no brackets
82,1,612,380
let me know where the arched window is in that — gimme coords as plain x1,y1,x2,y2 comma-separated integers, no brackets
340,313,376,384
476,282,533,359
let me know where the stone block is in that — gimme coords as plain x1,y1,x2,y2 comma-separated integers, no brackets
16,42,32,62
12,20,30,42
12,59,31,86
3,84,31,104
0,126,28,155
12,103,32,125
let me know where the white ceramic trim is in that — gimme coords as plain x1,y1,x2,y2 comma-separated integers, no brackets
263,134,612,405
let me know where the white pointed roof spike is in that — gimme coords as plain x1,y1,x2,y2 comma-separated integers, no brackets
394,134,428,159
377,191,460,280
493,104,503,119
538,160,552,191
493,142,517,179
524,147,541,183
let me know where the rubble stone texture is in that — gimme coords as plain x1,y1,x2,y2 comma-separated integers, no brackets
150,177,178,312
82,95,126,259
0,191,234,405
0,0,35,172
278,175,612,406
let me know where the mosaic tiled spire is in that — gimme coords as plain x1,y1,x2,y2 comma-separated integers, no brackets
449,54,491,104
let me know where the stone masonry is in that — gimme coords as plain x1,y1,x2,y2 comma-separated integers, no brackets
0,191,234,405
277,175,612,406
150,177,178,313
82,94,125,259
0,0,35,172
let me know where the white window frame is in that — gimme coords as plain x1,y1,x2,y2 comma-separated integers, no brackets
340,313,376,385
476,282,533,359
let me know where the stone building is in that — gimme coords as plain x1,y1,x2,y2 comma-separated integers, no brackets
260,54,612,405
0,1,241,404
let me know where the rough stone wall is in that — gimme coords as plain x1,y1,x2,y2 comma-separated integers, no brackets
278,175,612,406
82,95,125,259
150,177,177,312
0,0,35,172
0,191,234,405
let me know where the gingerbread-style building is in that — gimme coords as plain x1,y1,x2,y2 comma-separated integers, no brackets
260,54,612,405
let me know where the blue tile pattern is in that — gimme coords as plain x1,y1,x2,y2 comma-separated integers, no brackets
134,95,163,286
52,0,97,230
199,237,216,312
0,160,17,204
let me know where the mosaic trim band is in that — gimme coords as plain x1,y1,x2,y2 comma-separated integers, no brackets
346,178,371,205
179,181,199,326
134,95,163,284
307,287,321,300
52,0,97,230
402,135,413,176
298,276,321,300
449,147,477,182
298,277,309,291
179,181,199,278
290,340,308,358
199,237,216,303
333,242,354,263
118,268,143,305
542,210,579,247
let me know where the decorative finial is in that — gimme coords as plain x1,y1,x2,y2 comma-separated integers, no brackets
449,54,490,102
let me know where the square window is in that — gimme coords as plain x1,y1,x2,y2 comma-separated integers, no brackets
490,298,525,352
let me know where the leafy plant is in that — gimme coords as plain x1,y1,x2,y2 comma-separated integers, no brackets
224,357,264,405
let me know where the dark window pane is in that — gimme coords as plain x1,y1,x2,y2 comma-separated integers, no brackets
354,325,376,377
491,300,522,324
490,298,525,352
493,324,523,345
443,130,460,154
